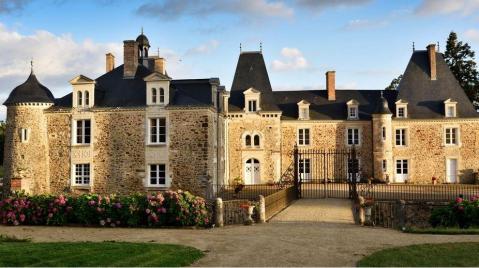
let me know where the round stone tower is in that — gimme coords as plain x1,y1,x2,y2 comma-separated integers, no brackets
3,69,54,195
372,92,393,182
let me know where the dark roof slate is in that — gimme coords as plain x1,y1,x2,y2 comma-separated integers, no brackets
396,51,478,118
4,73,55,105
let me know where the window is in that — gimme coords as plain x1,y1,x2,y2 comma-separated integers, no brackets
149,164,166,186
245,135,251,146
75,119,91,144
77,91,82,106
347,128,360,145
85,91,89,106
248,100,257,112
159,88,165,103
395,128,406,146
382,127,386,141
396,159,408,175
300,107,309,119
446,105,455,118
445,127,459,145
382,160,387,172
298,128,310,146
397,107,407,118
298,159,311,182
74,164,90,185
349,107,358,119
149,118,166,144
20,128,29,143
152,88,157,104
253,135,260,147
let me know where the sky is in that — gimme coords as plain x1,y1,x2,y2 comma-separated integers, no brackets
0,0,478,119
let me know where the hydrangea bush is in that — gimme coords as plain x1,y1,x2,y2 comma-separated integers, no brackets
430,195,479,228
0,190,209,227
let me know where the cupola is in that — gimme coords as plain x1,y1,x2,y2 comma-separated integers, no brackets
136,28,150,58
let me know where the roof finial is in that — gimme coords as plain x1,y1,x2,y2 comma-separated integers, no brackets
30,59,34,75
437,41,440,52
240,43,242,53
141,26,143,35
412,41,415,52
380,91,383,98
260,42,262,53
157,47,160,57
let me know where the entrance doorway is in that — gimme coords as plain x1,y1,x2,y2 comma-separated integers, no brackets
446,159,458,183
245,158,260,184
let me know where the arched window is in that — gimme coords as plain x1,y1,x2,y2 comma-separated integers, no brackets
245,135,251,146
152,88,157,104
85,91,90,106
254,135,260,147
77,91,82,106
159,88,165,103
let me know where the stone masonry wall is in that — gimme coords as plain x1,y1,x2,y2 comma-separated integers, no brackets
46,112,71,194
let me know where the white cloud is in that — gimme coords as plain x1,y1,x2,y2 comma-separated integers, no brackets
272,47,310,71
343,19,388,31
415,0,479,16
464,28,479,44
295,0,372,12
185,40,219,56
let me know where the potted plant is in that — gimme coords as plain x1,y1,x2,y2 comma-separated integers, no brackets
239,204,254,225
432,176,437,185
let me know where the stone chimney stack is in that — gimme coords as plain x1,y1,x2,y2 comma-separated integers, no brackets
326,71,336,101
427,44,437,80
123,40,138,78
106,53,115,73
154,58,166,75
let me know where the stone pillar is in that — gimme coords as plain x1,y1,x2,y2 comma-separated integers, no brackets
358,196,365,225
258,195,266,223
214,198,224,227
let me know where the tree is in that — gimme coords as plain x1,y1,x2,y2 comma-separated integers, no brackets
385,74,403,90
444,32,479,107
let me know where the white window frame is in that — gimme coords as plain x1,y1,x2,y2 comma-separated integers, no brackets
299,107,309,120
348,106,358,120
159,88,165,104
74,119,91,145
20,128,29,143
298,158,311,182
396,105,407,118
347,157,361,182
395,128,407,147
298,128,310,146
444,127,460,146
346,127,360,146
72,163,91,186
248,100,257,112
85,91,90,106
77,91,82,106
444,99,457,118
148,163,167,187
395,159,409,183
148,117,166,145
151,88,157,104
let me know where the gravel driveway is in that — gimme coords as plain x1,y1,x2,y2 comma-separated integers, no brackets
1,199,479,266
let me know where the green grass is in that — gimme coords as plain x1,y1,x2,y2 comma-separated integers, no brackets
404,227,479,235
358,242,479,267
0,234,31,242
0,240,204,267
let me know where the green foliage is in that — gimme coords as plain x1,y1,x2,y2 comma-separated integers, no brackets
0,242,204,267
445,32,479,107
385,74,402,90
403,227,479,235
430,196,479,228
358,242,479,267
0,190,210,227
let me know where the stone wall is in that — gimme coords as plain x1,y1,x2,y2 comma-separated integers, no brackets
3,104,51,195
46,112,71,194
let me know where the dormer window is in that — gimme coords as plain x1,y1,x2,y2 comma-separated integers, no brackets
159,88,165,103
70,75,95,109
297,100,310,120
144,73,171,106
77,91,82,106
395,99,408,118
346,99,359,120
85,91,89,106
152,88,157,104
243,87,261,113
444,99,457,118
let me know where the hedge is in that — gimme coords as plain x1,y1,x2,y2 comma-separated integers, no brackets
430,195,479,229
0,190,209,227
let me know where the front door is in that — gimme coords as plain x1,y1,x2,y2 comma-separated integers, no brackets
245,158,260,184
446,159,457,183
395,159,408,183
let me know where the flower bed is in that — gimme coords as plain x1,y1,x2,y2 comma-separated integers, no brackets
430,195,479,228
0,190,209,227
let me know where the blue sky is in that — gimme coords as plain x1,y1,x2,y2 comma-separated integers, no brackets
0,0,478,118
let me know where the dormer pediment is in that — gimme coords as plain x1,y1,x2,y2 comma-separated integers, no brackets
346,99,359,106
144,72,171,82
297,100,310,106
243,87,260,95
69,75,95,85
395,99,408,105
444,98,457,104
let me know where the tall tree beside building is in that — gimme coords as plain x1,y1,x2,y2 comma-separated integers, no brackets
444,31,479,107
385,75,403,90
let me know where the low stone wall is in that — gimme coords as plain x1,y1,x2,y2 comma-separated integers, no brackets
402,201,448,228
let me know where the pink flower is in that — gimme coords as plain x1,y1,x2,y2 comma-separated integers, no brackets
145,209,151,214
13,220,19,226
48,213,53,218
456,197,463,204
19,214,26,222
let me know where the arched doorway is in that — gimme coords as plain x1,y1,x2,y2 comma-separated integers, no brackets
245,158,260,184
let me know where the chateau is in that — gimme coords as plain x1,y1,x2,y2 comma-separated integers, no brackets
3,32,479,197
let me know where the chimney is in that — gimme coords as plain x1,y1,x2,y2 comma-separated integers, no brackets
427,44,437,80
154,58,166,75
326,71,336,101
123,40,138,78
106,53,115,73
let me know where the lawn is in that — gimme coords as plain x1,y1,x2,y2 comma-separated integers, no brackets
0,238,204,267
404,227,479,235
358,242,479,267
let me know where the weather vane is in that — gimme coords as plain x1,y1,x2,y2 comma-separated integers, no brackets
30,59,34,74
260,42,262,52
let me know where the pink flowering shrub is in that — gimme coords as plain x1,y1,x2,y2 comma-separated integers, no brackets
430,195,479,228
0,190,209,228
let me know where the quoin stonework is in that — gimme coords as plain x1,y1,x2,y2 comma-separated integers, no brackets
3,32,479,197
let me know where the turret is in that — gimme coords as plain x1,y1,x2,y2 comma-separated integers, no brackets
372,92,393,182
2,66,54,195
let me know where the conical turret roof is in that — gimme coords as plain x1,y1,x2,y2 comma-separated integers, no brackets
4,72,55,105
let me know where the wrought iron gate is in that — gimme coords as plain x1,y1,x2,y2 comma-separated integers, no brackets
293,146,360,199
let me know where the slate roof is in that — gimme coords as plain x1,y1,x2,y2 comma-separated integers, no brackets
396,50,478,118
4,72,55,105
229,51,280,112
53,64,218,109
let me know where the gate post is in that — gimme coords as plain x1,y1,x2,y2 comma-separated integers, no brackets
293,145,300,199
350,145,358,200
